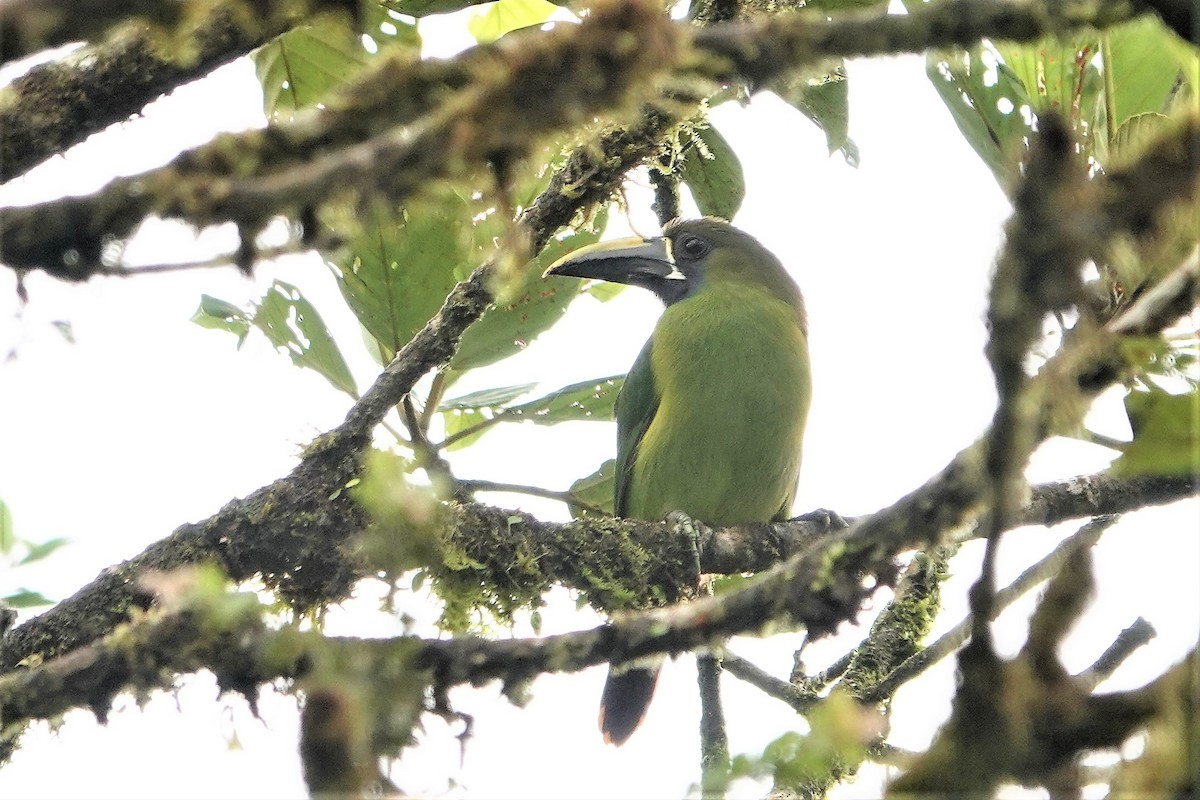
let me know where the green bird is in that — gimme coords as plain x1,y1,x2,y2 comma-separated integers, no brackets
544,217,812,745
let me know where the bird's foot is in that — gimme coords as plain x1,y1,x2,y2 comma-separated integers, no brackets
665,510,704,580
789,507,851,532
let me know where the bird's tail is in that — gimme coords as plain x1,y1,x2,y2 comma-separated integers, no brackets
598,657,663,745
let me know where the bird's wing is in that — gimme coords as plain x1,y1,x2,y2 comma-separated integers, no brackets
614,337,660,518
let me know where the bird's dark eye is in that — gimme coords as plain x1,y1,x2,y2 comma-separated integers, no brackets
678,235,710,259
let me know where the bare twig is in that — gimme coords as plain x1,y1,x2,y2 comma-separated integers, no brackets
724,650,818,712
1076,617,1158,692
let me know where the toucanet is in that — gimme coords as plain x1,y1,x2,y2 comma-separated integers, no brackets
544,217,812,745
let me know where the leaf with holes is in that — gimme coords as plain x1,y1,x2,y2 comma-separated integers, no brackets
921,45,1035,188
192,295,251,344
252,281,358,398
770,60,858,166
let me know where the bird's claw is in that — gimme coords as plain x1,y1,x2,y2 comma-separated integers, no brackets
665,510,703,578
790,507,850,532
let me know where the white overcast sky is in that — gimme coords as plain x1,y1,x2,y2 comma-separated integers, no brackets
0,11,1197,800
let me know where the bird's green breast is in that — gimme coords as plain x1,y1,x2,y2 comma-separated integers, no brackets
624,282,811,526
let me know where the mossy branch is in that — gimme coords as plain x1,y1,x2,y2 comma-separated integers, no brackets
0,0,1158,280
0,1,362,182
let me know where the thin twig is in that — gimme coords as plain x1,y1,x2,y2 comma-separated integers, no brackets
457,480,606,515
697,650,730,798
860,516,1120,704
724,651,818,712
1076,617,1157,692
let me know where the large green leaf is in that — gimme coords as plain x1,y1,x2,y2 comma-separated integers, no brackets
681,124,746,220
449,207,609,373
330,191,476,362
439,375,623,449
252,281,359,397
253,12,419,119
1112,388,1200,477
920,13,1198,182
504,374,623,422
255,19,368,118
769,61,858,166
1101,18,1189,134
992,35,1101,124
923,47,1034,187
468,0,559,44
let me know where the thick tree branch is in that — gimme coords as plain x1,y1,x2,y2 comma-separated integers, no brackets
1,0,678,277
0,560,1186,759
0,1,360,182
0,0,1155,279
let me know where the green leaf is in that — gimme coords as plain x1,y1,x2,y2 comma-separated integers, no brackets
1100,17,1189,136
992,35,1101,123
566,459,616,518
2,589,54,609
770,61,858,166
681,124,746,221
438,382,539,450
922,47,1035,188
1112,388,1200,477
0,499,13,555
450,207,609,373
253,281,359,398
16,536,69,566
254,9,419,121
468,0,559,44
439,383,540,410
191,295,251,343
254,18,368,118
439,376,622,450
1109,112,1169,160
354,450,444,575
382,0,496,17
331,192,475,359
363,4,423,51
505,375,623,423
729,692,871,789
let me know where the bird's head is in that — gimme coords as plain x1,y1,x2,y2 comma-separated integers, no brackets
544,218,804,326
